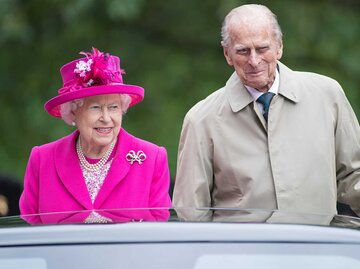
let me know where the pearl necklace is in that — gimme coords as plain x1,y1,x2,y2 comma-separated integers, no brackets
76,137,116,172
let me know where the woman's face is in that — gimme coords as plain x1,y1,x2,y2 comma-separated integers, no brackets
73,94,123,153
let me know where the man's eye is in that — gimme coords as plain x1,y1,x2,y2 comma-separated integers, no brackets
257,47,269,53
236,49,249,55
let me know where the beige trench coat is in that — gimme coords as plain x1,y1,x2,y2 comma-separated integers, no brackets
173,62,360,221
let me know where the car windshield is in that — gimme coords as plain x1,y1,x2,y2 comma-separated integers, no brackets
1,208,360,230
1,208,360,269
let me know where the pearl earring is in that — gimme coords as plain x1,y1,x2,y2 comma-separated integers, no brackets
71,122,76,126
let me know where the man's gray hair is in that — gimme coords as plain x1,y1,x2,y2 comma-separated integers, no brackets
221,4,283,47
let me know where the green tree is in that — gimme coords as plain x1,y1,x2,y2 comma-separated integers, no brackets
0,0,359,184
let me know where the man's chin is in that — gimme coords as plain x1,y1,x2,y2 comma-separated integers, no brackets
246,82,269,92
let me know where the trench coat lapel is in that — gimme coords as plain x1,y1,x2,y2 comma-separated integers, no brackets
226,72,268,130
226,72,254,113
55,131,93,209
94,129,134,208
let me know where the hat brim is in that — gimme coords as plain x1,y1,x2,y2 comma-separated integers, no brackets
44,84,144,118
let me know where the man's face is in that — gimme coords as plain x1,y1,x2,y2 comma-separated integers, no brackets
223,21,283,92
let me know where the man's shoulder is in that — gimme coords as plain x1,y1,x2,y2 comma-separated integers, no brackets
295,70,344,100
279,62,343,99
191,88,226,111
280,62,340,88
185,87,227,123
295,70,339,86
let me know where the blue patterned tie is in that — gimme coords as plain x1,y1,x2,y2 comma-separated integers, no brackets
256,92,275,122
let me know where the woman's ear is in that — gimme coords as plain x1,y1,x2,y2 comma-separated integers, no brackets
70,110,77,125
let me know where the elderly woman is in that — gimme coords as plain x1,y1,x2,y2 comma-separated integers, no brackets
19,48,172,224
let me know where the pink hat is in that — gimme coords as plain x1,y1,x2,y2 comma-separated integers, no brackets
45,48,144,117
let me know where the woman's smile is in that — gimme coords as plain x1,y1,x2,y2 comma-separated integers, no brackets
95,127,113,135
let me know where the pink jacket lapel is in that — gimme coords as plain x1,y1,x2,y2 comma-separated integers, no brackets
54,131,93,209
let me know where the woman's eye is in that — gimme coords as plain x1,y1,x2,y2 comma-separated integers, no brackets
109,105,119,110
90,105,101,110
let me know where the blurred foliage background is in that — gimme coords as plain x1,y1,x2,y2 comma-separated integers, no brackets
0,0,359,186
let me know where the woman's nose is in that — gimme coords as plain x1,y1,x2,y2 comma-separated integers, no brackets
100,107,111,122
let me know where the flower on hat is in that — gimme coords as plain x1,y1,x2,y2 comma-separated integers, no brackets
73,47,124,87
74,59,93,78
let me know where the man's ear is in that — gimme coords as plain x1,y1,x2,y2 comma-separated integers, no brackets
276,40,283,60
222,42,233,66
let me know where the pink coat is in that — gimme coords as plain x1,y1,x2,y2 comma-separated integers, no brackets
19,129,172,224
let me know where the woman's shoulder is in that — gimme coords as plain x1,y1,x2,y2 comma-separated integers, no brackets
120,129,166,154
31,132,76,153
118,129,168,167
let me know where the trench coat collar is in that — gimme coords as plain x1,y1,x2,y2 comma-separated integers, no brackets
226,61,301,113
277,61,301,103
54,128,134,209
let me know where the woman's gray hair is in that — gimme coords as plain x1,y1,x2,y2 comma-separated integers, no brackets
221,4,283,48
60,94,132,126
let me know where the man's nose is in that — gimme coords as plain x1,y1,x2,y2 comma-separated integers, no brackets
248,51,261,67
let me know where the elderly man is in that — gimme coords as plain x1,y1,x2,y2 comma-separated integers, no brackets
173,4,360,221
